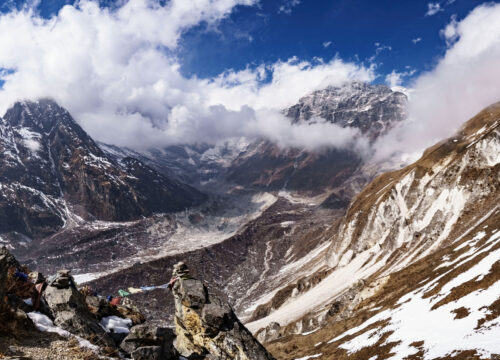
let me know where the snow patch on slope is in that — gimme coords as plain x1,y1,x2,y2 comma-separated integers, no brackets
333,230,500,359
28,312,99,351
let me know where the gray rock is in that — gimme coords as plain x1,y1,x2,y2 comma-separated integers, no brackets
172,263,275,360
0,247,21,302
180,279,206,309
43,284,114,348
121,324,176,359
131,346,163,360
256,322,281,343
0,247,11,300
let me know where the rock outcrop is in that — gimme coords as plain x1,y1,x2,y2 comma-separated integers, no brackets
120,324,176,360
0,247,11,300
171,263,275,360
43,271,115,348
0,247,35,335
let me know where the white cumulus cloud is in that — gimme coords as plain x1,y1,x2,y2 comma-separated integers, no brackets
426,2,442,16
376,2,500,160
0,0,375,151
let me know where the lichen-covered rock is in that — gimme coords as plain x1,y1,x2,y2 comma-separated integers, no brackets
171,263,275,360
0,248,36,335
0,246,21,304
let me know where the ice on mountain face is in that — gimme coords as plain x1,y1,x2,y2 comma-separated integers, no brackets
16,127,42,154
247,247,388,332
327,118,500,279
474,129,500,166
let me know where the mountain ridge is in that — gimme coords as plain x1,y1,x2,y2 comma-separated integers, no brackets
0,99,206,241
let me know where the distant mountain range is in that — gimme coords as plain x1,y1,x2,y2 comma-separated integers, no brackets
100,82,408,196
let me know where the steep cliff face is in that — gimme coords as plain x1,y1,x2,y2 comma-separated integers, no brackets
328,101,500,273
285,82,407,139
224,83,407,193
267,209,500,359
0,99,205,239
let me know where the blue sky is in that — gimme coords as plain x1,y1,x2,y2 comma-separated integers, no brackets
0,0,490,86
179,0,486,82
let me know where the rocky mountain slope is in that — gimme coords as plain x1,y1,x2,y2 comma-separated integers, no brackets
0,99,205,242
252,102,500,359
100,83,407,194
221,83,406,193
5,82,409,332
285,81,407,139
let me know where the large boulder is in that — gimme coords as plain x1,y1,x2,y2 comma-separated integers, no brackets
0,247,36,335
131,346,162,360
44,281,115,348
0,246,21,299
120,324,176,359
0,247,10,301
256,322,281,344
171,262,275,360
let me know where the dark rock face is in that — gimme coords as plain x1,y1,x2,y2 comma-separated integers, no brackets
132,346,163,360
171,265,275,360
223,83,406,193
43,282,115,348
0,247,10,300
225,141,363,192
0,99,205,239
285,81,407,139
121,324,176,359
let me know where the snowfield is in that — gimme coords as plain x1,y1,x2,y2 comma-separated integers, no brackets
332,229,500,359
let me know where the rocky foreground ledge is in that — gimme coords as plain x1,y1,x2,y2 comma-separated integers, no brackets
0,247,274,360
171,263,275,360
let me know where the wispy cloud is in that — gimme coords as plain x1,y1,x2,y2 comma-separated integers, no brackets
368,43,392,63
385,68,416,88
323,41,332,48
376,3,500,160
426,2,442,16
412,37,422,44
278,0,301,15
426,0,456,16
440,14,459,46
